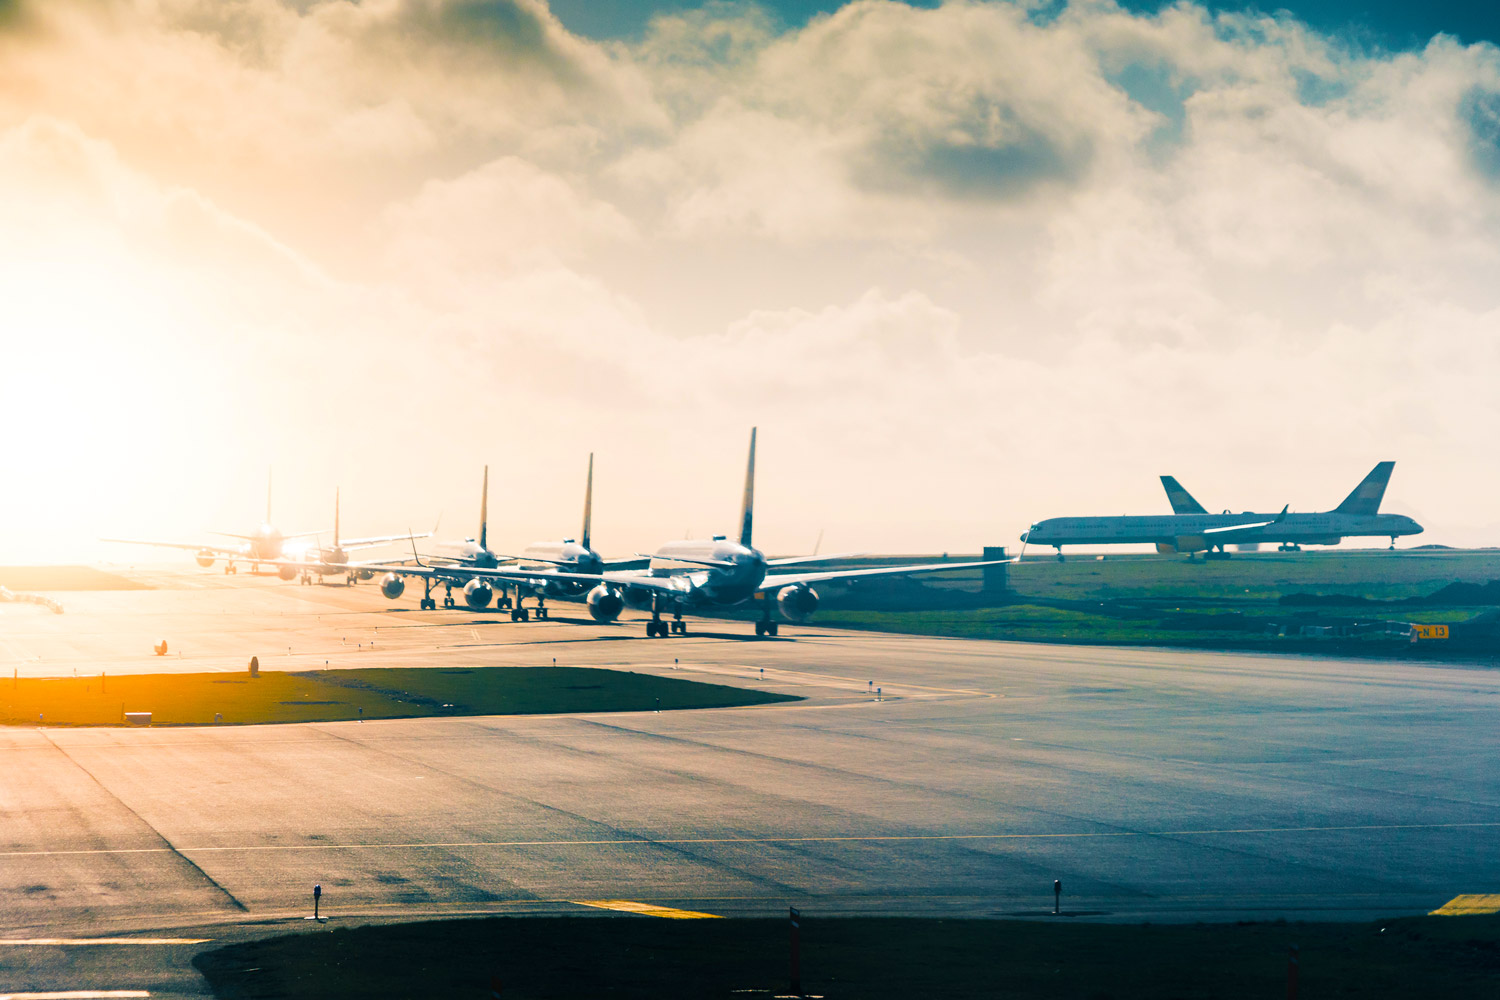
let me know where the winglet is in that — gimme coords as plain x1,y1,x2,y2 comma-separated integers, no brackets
479,465,489,552
737,428,756,548
582,453,594,551
408,532,427,568
1160,475,1207,515
1333,461,1395,517
1276,504,1288,522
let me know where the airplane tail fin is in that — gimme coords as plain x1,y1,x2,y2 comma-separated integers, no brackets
581,453,594,551
479,465,489,551
737,427,756,548
1333,461,1395,516
1160,475,1207,515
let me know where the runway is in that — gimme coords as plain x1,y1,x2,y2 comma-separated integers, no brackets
1,570,1497,992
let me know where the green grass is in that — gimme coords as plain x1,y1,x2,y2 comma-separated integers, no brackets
192,913,1500,999
0,667,797,727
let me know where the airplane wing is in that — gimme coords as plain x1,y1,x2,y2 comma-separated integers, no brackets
764,552,865,567
100,538,247,556
755,559,1010,593
1200,506,1289,539
340,531,433,550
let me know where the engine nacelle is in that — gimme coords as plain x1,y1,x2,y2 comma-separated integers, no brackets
587,584,625,622
357,569,375,581
776,584,820,622
195,549,216,568
621,586,655,611
278,565,299,581
463,579,493,610
380,573,406,600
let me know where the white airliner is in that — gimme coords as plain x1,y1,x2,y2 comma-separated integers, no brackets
440,429,1007,637
1021,462,1423,559
103,471,326,574
266,488,432,584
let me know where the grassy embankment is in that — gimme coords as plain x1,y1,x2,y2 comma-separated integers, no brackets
193,913,1500,999
0,666,797,726
779,550,1500,656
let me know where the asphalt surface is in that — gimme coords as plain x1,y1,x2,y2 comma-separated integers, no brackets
1,568,1497,996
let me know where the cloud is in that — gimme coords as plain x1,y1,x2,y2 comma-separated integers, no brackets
4,1,1500,557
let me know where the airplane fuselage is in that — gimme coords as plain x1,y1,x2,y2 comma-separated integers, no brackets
514,541,604,597
1022,511,1423,552
637,539,768,608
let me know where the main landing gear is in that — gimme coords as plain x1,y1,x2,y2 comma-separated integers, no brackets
644,599,682,637
224,563,238,575
754,605,779,637
1389,535,1397,550
1277,543,1302,552
419,579,438,611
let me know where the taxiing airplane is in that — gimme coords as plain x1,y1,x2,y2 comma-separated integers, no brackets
103,470,326,574
1021,462,1423,560
268,488,431,584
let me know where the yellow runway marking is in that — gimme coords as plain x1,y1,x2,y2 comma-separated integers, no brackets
0,938,208,946
1430,894,1500,916
573,899,722,919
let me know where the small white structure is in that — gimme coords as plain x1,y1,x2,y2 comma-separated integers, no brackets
124,712,152,725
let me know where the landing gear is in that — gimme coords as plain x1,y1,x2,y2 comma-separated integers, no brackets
497,588,513,610
646,598,667,638
510,603,530,622
420,579,437,611
668,614,686,635
1277,543,1302,553
225,563,238,575
534,596,550,621
754,606,779,637
1054,548,1065,562
442,582,455,609
1389,535,1397,550
1205,548,1231,560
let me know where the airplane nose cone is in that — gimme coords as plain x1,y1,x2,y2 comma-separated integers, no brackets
1019,531,1029,543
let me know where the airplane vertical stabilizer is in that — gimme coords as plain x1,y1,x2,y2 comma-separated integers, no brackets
582,453,594,551
1160,476,1208,515
738,428,756,548
479,465,489,551
1333,461,1395,516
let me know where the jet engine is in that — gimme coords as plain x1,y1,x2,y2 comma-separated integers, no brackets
622,586,655,611
195,549,216,568
379,573,406,600
278,565,299,581
357,569,375,581
463,579,493,610
776,584,820,622
587,584,625,622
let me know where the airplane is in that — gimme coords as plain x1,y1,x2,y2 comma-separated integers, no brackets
1020,462,1423,560
103,470,325,575
370,454,639,617
433,428,1009,637
268,488,432,585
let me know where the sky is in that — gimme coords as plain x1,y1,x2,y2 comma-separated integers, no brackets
2,0,1499,562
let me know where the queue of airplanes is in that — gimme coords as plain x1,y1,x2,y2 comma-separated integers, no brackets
104,443,1424,634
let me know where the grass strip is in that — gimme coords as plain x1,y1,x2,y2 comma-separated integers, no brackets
0,666,797,726
192,913,1500,999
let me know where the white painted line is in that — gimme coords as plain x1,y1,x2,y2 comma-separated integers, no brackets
0,938,208,946
0,992,150,999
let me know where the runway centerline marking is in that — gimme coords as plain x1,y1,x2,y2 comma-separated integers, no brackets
0,821,1495,859
0,938,209,946
573,900,722,919
1430,893,1500,915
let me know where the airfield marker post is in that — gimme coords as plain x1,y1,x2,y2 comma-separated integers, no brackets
1287,944,1299,1000
313,883,322,921
789,906,802,996
1054,879,1061,915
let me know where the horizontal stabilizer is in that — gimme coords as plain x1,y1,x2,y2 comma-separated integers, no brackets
1333,462,1395,517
